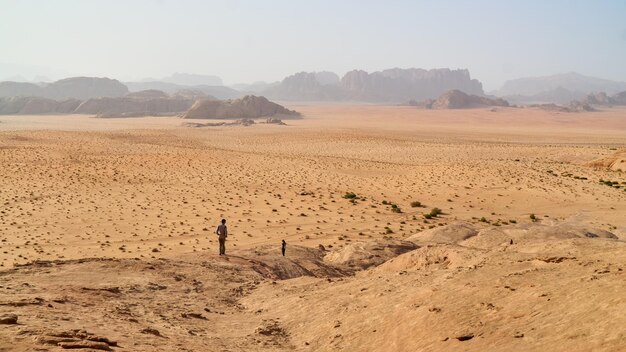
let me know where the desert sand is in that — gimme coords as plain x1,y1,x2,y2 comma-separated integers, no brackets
0,105,625,351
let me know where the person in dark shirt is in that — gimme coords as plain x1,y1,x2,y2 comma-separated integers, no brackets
216,219,228,255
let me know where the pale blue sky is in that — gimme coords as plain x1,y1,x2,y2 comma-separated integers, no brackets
1,0,625,89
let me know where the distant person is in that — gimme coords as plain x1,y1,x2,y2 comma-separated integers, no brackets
216,219,228,255
281,240,286,256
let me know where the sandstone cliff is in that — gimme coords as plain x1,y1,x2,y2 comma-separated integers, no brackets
341,68,484,102
264,72,343,101
263,68,483,102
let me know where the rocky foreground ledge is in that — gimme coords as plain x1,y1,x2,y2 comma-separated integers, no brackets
0,220,624,351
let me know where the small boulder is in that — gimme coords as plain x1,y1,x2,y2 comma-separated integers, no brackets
57,340,111,350
0,313,18,324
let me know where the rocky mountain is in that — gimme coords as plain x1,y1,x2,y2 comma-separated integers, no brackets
416,90,509,109
263,72,344,101
340,68,484,102
43,77,128,100
552,90,626,111
502,86,587,105
0,77,128,100
181,95,300,119
313,71,340,85
494,72,626,103
73,90,197,117
262,68,483,102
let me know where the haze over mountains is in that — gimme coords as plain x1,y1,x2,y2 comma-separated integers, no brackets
494,72,626,104
2,69,626,107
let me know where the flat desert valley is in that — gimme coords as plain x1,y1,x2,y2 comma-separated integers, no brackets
0,105,625,351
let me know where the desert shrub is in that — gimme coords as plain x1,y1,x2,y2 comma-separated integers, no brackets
343,192,357,199
429,208,442,217
509,219,517,224
424,213,433,219
530,214,537,221
410,201,421,208
382,200,389,205
479,217,488,223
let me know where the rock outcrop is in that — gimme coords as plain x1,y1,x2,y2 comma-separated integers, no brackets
530,102,594,113
585,149,626,172
74,95,194,117
0,89,215,117
0,96,81,114
420,90,509,109
613,91,626,105
172,89,211,100
181,95,300,119
582,92,615,105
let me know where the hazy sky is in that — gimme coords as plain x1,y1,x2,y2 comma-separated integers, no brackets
1,0,625,90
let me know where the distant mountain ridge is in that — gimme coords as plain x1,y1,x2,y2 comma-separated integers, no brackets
0,77,128,100
0,89,199,116
494,72,626,104
262,68,483,102
124,81,243,100
158,73,223,86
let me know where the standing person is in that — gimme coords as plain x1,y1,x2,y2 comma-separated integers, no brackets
281,239,286,256
216,219,228,255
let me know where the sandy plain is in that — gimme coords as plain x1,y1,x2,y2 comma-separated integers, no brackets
0,105,625,351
